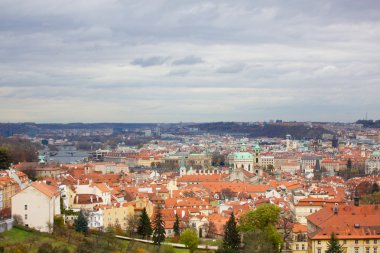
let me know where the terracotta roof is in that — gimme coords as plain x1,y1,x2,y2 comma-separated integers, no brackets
31,182,59,198
308,205,380,240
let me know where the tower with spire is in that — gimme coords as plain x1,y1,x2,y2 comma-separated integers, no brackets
179,157,187,177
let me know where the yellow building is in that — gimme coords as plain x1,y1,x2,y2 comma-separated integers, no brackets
103,204,134,230
292,223,308,253
102,198,154,230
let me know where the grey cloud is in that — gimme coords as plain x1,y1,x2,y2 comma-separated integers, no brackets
131,56,170,67
172,56,203,65
0,0,379,122
217,63,245,73
167,69,189,76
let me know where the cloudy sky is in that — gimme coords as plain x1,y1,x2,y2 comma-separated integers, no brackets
1,0,379,123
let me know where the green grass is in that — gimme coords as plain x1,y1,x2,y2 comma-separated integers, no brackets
0,227,214,253
0,227,76,252
0,227,33,244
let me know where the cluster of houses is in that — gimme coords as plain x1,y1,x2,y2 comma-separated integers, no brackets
1,135,380,252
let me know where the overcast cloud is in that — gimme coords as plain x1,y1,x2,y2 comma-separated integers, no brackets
0,0,379,123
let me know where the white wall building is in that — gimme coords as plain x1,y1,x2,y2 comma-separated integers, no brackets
12,182,60,232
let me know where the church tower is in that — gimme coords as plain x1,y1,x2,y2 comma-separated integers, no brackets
179,157,187,177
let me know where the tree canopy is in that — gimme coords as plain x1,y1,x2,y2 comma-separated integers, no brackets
239,204,283,253
152,208,166,246
326,232,344,253
239,203,281,231
179,228,199,253
0,148,11,170
223,212,240,250
74,210,88,235
137,208,153,239
173,214,180,238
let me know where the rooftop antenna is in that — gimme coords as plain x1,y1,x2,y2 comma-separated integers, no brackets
366,112,368,121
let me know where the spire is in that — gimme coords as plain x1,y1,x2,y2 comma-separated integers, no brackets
179,156,187,176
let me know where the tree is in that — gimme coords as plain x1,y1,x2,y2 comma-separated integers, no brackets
221,188,234,200
0,148,11,170
266,164,275,175
179,228,199,253
75,210,88,235
137,208,153,239
126,215,139,236
279,211,294,250
207,220,217,238
173,214,181,239
114,222,124,236
241,227,281,253
239,204,281,232
326,232,343,253
239,204,283,253
223,212,240,250
152,208,166,246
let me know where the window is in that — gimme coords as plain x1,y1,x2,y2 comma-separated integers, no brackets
318,240,321,245
317,248,321,253
367,240,370,244
375,240,378,244
367,248,370,253
302,244,305,250
24,205,27,210
296,244,299,250
310,209,313,213
374,248,378,253
343,240,347,244
355,248,359,253
24,214,27,220
355,240,359,244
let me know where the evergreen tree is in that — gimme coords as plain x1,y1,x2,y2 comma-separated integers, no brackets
0,148,11,170
326,232,343,253
173,214,180,238
223,212,240,250
137,207,152,239
75,210,88,235
152,208,166,246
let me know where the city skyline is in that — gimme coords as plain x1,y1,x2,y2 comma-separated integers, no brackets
1,0,379,123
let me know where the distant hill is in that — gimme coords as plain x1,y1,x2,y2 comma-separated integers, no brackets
189,122,332,139
0,123,159,136
356,120,380,128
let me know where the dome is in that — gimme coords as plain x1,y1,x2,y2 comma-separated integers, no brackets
234,151,253,160
372,151,380,157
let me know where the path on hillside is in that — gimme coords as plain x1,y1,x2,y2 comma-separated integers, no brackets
116,235,218,250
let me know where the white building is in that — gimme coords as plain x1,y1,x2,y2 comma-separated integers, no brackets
12,182,60,232
87,209,103,230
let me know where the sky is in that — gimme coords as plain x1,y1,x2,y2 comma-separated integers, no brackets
0,0,379,123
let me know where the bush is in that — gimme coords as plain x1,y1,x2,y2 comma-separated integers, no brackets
159,244,175,253
37,242,54,253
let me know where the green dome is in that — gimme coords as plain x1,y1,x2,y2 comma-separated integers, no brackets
253,144,261,151
373,151,380,157
234,151,253,160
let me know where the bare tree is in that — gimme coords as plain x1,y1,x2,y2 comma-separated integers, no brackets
126,215,139,237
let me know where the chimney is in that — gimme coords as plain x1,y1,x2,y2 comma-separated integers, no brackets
90,195,93,203
76,195,79,203
354,195,360,207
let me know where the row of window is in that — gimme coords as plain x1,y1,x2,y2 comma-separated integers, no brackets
295,244,306,250
317,247,378,253
318,239,378,245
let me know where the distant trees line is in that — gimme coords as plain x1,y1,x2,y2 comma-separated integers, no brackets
190,122,332,139
356,120,380,128
0,137,40,169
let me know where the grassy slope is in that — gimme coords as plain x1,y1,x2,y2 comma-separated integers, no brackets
0,228,200,253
